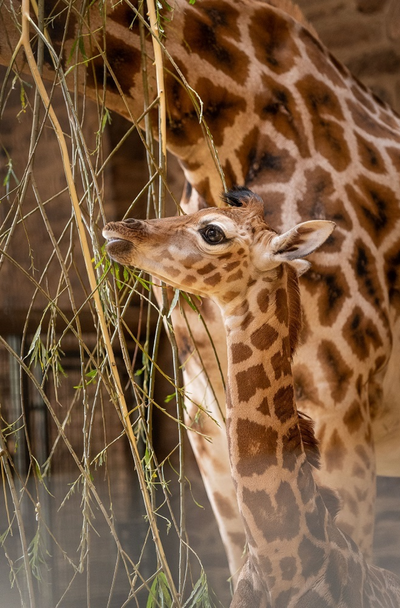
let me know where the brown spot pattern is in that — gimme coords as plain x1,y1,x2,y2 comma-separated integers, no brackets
183,2,249,82
347,98,398,140
109,2,137,28
163,265,181,278
386,146,400,172
165,75,246,148
231,343,252,364
236,364,271,402
299,167,353,233
343,306,383,360
228,531,246,548
236,418,278,476
384,239,400,315
234,577,264,603
256,288,270,313
242,482,301,542
203,272,222,286
298,536,325,578
223,290,241,303
346,177,400,246
325,429,348,472
318,340,354,402
276,589,298,607
89,34,141,96
254,74,310,158
325,549,350,604
293,365,322,406
280,556,297,581
213,491,237,520
343,400,365,434
257,395,270,416
183,274,197,286
262,191,285,228
241,311,255,330
227,269,244,282
302,264,350,326
355,133,387,174
183,253,203,267
224,260,241,272
43,1,78,68
237,128,296,190
275,288,289,325
296,75,351,172
299,28,347,89
250,7,300,74
271,348,292,380
352,239,389,327
350,84,377,115
355,445,372,470
274,385,295,423
198,262,217,275
250,324,279,350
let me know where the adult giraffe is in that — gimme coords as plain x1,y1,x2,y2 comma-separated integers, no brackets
1,0,400,580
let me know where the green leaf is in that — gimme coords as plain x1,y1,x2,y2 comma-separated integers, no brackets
167,288,180,318
78,35,88,61
27,324,42,359
181,292,201,312
101,108,112,133
146,572,172,608
183,570,213,607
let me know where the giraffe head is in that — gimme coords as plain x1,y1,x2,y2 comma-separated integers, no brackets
103,188,335,307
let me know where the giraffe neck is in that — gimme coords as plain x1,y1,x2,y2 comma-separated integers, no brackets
221,266,330,599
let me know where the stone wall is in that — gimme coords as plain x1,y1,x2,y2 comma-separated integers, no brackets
297,0,400,111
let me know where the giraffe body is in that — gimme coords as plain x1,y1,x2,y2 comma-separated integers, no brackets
2,0,400,577
103,188,400,606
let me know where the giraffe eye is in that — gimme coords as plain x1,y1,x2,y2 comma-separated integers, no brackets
201,224,226,244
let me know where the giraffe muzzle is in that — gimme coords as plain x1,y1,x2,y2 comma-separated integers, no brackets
103,220,143,264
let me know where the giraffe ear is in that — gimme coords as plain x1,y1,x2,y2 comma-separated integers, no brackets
270,220,335,270
254,220,335,275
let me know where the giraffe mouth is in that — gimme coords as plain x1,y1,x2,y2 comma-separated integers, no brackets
103,231,136,263
102,226,131,243
105,236,129,245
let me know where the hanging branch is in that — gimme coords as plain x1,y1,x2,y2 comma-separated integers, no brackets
14,1,179,603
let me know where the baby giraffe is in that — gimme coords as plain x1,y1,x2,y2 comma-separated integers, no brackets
103,188,400,607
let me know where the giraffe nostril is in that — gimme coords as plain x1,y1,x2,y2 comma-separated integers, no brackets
122,218,138,226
